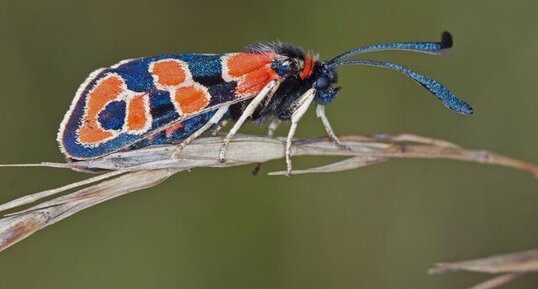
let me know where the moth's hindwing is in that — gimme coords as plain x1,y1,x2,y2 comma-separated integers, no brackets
58,52,282,160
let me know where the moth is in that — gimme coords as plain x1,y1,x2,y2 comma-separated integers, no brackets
58,32,472,175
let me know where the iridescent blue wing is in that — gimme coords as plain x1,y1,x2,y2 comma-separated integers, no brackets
58,54,235,160
58,52,282,160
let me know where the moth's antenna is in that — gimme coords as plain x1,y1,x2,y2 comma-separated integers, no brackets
328,32,453,65
329,59,473,115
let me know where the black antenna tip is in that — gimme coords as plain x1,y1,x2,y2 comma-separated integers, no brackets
460,103,474,115
441,31,453,49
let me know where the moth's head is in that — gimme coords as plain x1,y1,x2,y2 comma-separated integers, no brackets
311,62,340,105
276,52,341,106
272,52,342,106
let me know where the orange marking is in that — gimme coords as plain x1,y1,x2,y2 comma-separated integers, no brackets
165,122,184,138
146,133,157,142
300,55,315,80
174,85,209,114
151,60,187,87
227,53,276,77
225,53,280,97
126,93,149,131
236,68,277,95
78,75,125,144
78,124,114,144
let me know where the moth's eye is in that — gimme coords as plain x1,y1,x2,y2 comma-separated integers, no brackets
314,76,330,90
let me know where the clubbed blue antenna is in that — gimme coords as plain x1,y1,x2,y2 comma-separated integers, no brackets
330,59,473,114
328,32,453,65
327,32,473,115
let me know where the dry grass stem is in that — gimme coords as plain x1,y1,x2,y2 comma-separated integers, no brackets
468,273,530,289
0,133,537,261
430,249,538,289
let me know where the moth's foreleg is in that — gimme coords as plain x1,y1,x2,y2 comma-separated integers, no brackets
218,80,280,163
251,118,282,176
172,105,230,158
210,119,229,136
284,88,316,176
267,118,281,137
316,104,350,150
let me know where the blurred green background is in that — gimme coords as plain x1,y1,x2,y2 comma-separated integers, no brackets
0,0,537,288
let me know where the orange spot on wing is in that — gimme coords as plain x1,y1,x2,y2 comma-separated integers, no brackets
227,53,275,77
236,68,275,95
225,53,280,97
85,76,124,120
78,75,125,144
78,124,114,144
127,93,150,132
165,122,184,138
174,85,209,114
151,60,187,87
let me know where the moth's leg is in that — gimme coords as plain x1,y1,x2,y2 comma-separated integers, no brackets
267,118,281,137
315,104,350,150
210,119,229,136
284,88,316,176
172,105,230,158
218,80,279,163
251,118,282,175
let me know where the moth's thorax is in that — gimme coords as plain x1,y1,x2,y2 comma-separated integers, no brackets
270,54,316,80
234,43,339,123
244,42,317,81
